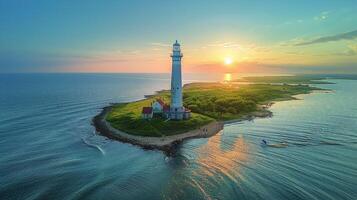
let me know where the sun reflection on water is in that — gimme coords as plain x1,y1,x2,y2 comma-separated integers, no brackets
196,133,249,179
162,133,250,199
224,73,232,82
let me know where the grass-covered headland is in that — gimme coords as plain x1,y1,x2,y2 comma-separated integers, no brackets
105,77,324,137
237,75,334,84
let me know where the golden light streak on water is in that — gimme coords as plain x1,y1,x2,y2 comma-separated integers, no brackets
197,133,249,180
224,73,232,82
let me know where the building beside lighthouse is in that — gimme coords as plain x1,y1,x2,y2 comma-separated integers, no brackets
141,40,191,120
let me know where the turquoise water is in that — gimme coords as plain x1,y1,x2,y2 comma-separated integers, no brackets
0,74,356,200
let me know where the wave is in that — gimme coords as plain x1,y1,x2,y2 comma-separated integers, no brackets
81,136,106,155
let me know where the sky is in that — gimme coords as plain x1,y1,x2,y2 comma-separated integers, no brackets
1,0,357,74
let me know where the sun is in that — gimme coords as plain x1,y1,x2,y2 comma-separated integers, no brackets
224,57,233,65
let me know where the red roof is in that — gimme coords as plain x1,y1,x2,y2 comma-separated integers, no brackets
142,107,153,114
156,98,165,106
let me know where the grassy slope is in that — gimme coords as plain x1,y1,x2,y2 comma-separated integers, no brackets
106,98,214,137
106,81,321,136
180,83,320,120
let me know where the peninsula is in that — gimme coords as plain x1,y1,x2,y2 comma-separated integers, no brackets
92,41,326,153
93,80,325,153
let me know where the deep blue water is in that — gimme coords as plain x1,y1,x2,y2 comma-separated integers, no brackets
0,73,356,200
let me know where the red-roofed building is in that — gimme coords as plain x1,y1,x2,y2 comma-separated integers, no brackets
142,107,153,119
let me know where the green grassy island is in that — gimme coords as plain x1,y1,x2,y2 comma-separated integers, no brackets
104,78,324,137
92,76,330,152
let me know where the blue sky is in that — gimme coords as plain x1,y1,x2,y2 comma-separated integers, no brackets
1,0,357,73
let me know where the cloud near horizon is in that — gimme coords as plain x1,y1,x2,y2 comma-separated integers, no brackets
150,42,171,47
295,29,357,46
187,58,357,74
1,1,357,73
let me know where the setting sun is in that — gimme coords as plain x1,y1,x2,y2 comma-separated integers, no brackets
224,57,233,65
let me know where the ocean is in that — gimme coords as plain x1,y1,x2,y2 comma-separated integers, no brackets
0,73,356,200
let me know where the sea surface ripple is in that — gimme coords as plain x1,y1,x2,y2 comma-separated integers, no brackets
0,73,356,200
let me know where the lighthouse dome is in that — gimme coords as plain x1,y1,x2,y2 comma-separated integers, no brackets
173,40,180,46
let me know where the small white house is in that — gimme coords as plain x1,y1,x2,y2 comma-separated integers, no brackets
152,99,165,113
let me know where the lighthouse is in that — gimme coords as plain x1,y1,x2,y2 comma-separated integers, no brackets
141,40,191,120
170,41,183,112
169,40,191,120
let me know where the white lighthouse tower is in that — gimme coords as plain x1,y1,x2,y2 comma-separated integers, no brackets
169,40,190,120
141,40,191,120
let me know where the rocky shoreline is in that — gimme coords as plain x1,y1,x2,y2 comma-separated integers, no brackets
92,81,328,155
92,104,224,155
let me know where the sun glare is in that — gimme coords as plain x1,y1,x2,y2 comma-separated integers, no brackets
224,57,233,65
224,73,232,82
